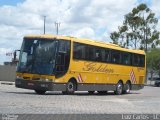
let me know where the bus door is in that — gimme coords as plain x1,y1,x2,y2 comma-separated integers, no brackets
55,40,70,78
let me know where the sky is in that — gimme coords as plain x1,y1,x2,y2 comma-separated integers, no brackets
0,0,160,64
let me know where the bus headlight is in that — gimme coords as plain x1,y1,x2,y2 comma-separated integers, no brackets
45,79,50,82
16,76,23,79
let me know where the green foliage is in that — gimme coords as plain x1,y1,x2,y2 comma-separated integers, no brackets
147,48,160,78
110,31,120,44
110,3,160,51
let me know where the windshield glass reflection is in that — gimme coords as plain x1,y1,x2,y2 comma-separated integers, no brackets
17,38,57,75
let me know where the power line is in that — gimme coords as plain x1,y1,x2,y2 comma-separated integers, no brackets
55,22,60,35
43,16,46,34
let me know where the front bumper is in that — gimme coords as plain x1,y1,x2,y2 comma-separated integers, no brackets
15,78,66,91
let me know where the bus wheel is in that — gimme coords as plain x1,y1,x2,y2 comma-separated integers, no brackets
124,82,131,94
88,91,95,94
66,80,77,94
35,90,46,95
62,91,67,95
97,91,107,95
114,82,123,95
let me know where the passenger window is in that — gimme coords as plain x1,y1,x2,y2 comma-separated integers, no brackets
95,47,102,61
139,55,145,67
111,50,121,64
86,45,95,61
132,54,145,67
102,49,110,62
122,52,131,65
105,49,110,62
133,54,138,66
133,54,142,66
73,42,86,59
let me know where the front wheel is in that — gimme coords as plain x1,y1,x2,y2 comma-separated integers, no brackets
62,91,67,95
35,90,46,95
65,80,77,94
97,91,107,95
114,82,123,95
88,91,95,94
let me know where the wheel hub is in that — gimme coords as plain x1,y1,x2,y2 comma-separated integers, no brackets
126,84,130,93
68,82,73,91
117,84,122,94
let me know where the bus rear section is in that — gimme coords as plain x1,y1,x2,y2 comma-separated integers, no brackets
70,41,145,95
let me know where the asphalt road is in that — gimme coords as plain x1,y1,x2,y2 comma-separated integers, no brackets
0,83,160,114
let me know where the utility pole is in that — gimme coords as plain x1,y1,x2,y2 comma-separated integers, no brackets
43,16,46,34
55,22,60,35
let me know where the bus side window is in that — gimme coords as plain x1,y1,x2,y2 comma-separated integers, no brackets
101,48,110,62
73,42,86,60
133,54,137,66
86,45,95,61
95,47,102,61
111,50,121,64
132,54,140,66
139,55,145,67
122,52,131,65
105,49,110,62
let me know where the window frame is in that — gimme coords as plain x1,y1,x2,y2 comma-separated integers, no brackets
73,42,145,67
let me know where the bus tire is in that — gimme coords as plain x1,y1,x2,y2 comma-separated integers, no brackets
97,91,107,95
62,91,67,95
88,91,95,94
123,82,131,94
66,80,77,94
114,81,123,95
35,90,46,95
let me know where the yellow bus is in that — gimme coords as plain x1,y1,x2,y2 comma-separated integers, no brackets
15,34,146,95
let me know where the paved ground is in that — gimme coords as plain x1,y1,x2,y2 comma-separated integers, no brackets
0,83,160,114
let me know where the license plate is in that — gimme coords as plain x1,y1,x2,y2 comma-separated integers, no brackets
28,83,34,86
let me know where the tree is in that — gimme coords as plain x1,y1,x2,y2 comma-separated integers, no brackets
110,3,160,51
147,48,160,80
135,4,159,51
110,31,120,45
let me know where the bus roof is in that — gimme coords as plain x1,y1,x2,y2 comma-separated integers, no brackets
24,34,145,55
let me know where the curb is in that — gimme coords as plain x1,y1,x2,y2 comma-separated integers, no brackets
144,84,155,87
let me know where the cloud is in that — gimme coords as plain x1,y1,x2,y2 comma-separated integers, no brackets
151,0,160,31
72,27,95,39
151,0,160,17
0,0,159,64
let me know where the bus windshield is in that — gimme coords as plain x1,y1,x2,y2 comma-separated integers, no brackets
17,38,57,75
